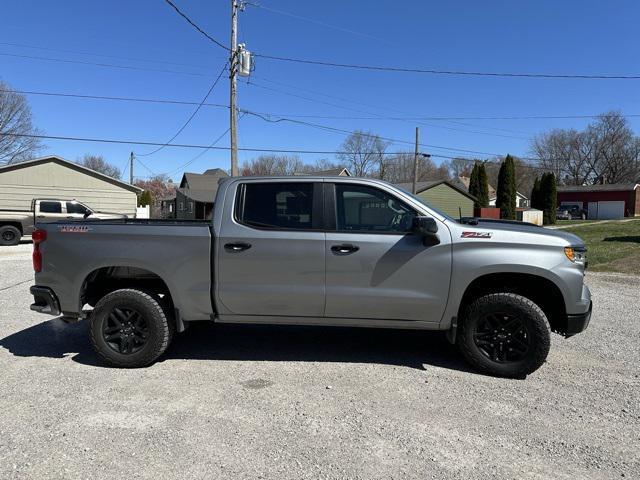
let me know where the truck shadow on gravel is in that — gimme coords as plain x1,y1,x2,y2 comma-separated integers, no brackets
0,318,474,373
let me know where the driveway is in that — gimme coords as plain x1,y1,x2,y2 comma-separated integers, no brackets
0,244,638,479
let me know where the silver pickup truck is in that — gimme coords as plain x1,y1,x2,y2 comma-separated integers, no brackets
29,176,592,377
0,198,126,246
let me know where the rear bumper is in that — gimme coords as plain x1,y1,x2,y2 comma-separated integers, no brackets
30,286,61,316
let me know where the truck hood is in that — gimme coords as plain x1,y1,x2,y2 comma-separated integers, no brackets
448,219,585,248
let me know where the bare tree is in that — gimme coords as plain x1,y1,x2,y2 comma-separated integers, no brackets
336,130,389,178
0,80,43,164
385,152,450,183
80,154,122,179
240,155,304,176
531,111,640,185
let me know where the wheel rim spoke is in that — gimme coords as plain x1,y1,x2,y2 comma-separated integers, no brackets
102,306,148,355
474,311,530,364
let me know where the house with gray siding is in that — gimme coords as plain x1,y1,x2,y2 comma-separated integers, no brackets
0,155,141,216
164,168,229,220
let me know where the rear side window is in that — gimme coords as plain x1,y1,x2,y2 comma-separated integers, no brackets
237,183,314,230
66,202,90,215
39,201,62,213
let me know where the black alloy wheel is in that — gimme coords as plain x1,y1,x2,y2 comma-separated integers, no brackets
102,307,149,355
473,312,530,363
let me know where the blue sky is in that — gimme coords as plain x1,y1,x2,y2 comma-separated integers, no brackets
1,0,639,181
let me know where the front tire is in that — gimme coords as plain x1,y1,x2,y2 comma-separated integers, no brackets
90,289,172,368
457,293,551,378
0,225,21,246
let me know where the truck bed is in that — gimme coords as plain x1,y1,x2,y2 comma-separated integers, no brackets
35,219,213,321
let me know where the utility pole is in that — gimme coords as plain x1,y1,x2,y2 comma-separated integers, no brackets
129,151,134,184
229,0,239,176
412,127,420,194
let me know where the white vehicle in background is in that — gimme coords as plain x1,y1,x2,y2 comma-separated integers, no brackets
0,199,126,246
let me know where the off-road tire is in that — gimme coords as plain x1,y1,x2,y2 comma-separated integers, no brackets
90,288,172,368
457,293,551,378
0,225,21,246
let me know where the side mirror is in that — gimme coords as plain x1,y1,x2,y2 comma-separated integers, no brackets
83,211,91,219
412,216,439,245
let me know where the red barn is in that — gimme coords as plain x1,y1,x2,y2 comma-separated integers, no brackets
557,184,639,219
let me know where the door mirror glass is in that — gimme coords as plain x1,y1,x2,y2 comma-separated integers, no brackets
412,216,438,236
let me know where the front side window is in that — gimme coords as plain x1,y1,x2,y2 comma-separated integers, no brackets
39,201,62,213
238,182,314,230
335,184,416,233
66,202,90,215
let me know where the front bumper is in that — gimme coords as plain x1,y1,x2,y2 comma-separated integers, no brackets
30,286,61,316
564,300,592,337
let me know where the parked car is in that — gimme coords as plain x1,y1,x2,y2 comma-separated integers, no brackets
0,199,127,246
557,205,587,220
28,177,592,378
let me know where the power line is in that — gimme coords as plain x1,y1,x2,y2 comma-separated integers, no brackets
0,52,208,77
241,109,504,157
254,54,640,80
0,88,229,109
247,81,528,140
5,87,638,123
163,0,229,50
0,41,219,71
136,62,228,157
5,88,637,122
254,4,398,47
0,131,491,159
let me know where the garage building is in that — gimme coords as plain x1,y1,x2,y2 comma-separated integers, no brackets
557,184,639,219
395,180,476,218
0,155,141,216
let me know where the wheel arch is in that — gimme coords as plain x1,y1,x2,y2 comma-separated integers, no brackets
457,272,567,334
80,266,183,331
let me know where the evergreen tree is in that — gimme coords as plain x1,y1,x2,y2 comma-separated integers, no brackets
468,163,480,208
477,163,490,208
531,176,541,210
541,172,557,225
138,190,152,207
496,155,517,219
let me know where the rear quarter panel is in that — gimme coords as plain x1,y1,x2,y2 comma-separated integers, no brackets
35,222,212,320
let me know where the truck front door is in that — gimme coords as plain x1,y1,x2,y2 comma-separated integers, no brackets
324,183,452,324
216,181,325,317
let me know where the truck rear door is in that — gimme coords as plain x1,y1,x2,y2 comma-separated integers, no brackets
215,180,325,317
35,200,67,224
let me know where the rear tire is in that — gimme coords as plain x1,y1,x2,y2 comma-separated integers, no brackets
89,288,172,368
0,225,21,246
457,293,551,378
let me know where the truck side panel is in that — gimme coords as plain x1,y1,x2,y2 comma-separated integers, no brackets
35,222,212,320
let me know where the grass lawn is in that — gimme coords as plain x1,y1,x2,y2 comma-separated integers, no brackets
563,219,640,274
555,219,600,226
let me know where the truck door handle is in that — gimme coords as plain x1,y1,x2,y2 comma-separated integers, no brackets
66,216,74,219
37,215,45,219
331,244,359,254
224,242,252,252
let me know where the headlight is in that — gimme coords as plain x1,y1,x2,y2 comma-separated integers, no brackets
565,246,587,264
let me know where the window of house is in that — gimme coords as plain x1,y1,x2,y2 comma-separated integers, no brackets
178,202,184,211
169,204,174,213
39,201,62,213
237,182,314,230
335,184,416,233
188,202,194,213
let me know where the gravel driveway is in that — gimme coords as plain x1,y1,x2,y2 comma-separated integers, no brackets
0,243,638,479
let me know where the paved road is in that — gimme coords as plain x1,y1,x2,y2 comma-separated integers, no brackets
0,244,638,479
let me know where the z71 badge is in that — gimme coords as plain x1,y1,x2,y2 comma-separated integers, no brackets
461,231,492,239
59,225,91,233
